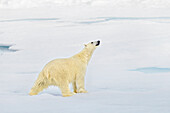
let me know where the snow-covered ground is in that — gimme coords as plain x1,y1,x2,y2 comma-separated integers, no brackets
0,1,170,113
1,0,170,8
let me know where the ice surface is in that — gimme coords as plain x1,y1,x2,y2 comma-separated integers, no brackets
0,1,170,113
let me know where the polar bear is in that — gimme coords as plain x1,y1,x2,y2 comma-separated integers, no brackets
29,40,100,97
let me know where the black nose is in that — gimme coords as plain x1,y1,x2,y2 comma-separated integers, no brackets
96,40,100,46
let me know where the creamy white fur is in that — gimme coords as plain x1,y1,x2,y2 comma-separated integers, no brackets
29,41,99,97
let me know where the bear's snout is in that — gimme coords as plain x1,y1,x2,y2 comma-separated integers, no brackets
96,40,100,46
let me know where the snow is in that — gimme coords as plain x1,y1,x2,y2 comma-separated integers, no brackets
0,0,170,113
1,0,170,8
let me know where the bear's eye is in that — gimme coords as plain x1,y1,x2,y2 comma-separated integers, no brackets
91,42,93,44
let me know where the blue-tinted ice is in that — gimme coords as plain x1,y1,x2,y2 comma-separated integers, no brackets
0,45,18,54
130,67,170,73
79,17,170,24
0,18,59,22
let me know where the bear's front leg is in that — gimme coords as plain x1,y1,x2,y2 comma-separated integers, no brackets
76,77,88,93
72,81,78,93
59,82,75,97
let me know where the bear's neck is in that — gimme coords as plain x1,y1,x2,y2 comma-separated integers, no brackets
72,47,95,64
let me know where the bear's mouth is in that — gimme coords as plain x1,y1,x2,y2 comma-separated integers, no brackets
96,40,100,46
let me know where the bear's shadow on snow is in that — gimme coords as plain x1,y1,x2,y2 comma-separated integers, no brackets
45,92,62,96
39,88,63,96
11,90,62,96
12,90,62,96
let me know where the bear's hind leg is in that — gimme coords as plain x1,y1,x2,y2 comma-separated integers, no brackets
29,80,49,96
59,82,75,97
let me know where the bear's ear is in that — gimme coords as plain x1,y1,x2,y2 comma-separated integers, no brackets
84,44,87,47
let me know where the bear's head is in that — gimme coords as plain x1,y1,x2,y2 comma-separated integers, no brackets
84,40,100,50
84,40,100,48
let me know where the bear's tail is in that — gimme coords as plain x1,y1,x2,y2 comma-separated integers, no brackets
29,71,49,96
